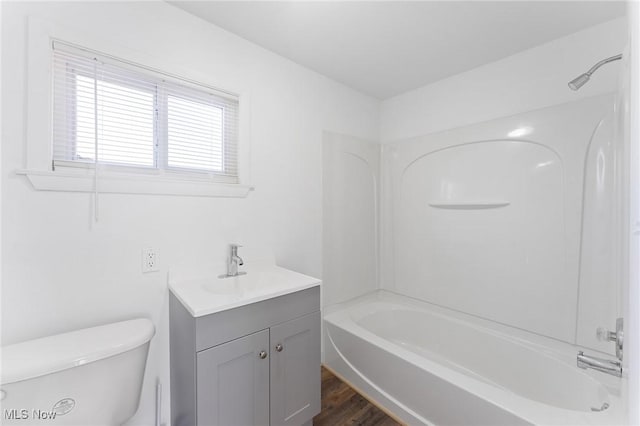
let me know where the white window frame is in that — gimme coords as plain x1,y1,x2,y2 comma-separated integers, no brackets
19,16,252,198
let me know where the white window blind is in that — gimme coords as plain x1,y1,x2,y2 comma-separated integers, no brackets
52,41,239,182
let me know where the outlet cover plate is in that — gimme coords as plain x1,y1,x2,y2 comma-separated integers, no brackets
142,247,159,273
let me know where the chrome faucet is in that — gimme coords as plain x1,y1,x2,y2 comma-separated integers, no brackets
576,318,624,378
225,244,245,277
577,351,622,377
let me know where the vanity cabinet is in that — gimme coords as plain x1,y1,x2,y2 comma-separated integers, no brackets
170,285,320,426
196,329,270,426
269,312,320,426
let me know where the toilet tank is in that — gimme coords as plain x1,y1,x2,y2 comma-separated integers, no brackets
0,319,155,426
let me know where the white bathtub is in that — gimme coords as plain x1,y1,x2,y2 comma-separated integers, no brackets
324,291,626,425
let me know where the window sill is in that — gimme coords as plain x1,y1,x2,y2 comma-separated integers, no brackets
16,169,254,198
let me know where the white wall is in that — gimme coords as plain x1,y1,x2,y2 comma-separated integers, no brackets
0,2,379,424
380,18,627,142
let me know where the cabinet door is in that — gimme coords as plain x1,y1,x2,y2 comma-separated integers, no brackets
270,311,321,426
197,329,270,426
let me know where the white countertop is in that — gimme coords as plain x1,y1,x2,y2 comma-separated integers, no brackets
169,260,321,317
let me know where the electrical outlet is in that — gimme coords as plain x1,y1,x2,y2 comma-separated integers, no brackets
142,247,159,273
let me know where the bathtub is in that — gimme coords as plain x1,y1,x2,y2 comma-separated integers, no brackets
323,291,626,425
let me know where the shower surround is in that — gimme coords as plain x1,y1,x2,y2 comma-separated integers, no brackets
324,93,626,424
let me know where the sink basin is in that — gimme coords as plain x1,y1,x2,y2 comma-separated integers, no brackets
202,274,255,296
202,279,244,295
202,269,289,296
169,262,321,317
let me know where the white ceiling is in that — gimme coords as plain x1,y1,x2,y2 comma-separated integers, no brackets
170,1,626,99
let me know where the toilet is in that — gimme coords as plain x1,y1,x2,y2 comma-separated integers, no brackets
0,318,155,425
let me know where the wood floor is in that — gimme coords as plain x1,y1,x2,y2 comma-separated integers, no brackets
313,367,402,426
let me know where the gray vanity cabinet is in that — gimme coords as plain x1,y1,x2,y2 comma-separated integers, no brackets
270,311,321,426
170,285,321,426
196,329,270,426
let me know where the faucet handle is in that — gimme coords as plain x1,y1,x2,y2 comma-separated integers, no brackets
596,327,615,342
230,243,243,248
596,318,623,361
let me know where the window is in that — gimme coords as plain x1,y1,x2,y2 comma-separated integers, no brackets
52,41,239,183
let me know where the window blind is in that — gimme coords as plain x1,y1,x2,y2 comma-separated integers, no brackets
51,41,240,182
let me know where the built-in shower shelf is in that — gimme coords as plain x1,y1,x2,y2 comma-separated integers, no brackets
428,201,510,210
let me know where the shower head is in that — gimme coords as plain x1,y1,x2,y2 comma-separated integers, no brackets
568,54,622,91
568,73,590,91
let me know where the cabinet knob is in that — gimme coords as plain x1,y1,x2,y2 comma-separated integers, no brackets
258,350,267,359
275,343,283,352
